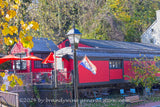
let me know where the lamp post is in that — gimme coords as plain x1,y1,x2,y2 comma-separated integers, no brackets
67,23,82,107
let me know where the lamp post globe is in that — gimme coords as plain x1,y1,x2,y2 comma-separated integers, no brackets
67,24,81,107
66,24,82,49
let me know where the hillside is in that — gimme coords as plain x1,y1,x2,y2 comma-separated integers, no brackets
29,0,160,44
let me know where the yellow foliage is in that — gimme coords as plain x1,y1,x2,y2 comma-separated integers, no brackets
15,0,20,5
22,23,28,30
20,20,24,25
20,36,34,49
0,0,38,49
0,72,24,90
11,74,18,80
4,37,14,45
20,21,28,30
7,10,16,18
0,72,5,77
11,5,18,9
1,84,6,91
0,0,8,8
26,23,33,31
14,37,18,42
29,21,39,30
14,75,18,80
19,30,26,39
26,35,33,41
3,1,8,7
9,26,18,35
5,14,11,22
28,41,34,49
10,80,16,87
2,27,9,36
2,22,8,28
0,8,4,15
7,76,13,81
17,78,23,86
5,10,16,21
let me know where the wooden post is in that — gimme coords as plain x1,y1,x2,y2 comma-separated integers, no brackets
54,51,57,88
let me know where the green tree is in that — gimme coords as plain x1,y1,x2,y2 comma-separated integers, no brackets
106,0,160,42
30,0,160,43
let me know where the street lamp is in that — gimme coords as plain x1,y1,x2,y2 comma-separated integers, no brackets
67,23,82,107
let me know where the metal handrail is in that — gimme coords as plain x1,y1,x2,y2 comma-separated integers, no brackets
0,96,11,107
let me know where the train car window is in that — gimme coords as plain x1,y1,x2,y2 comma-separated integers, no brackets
109,59,122,69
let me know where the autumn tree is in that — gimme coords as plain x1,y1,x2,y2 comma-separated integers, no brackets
0,0,39,50
0,0,39,91
126,56,160,95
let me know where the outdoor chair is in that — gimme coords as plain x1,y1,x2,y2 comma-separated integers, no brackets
120,89,128,97
145,88,153,96
130,88,136,95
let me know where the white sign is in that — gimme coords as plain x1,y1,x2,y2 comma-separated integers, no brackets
56,58,64,69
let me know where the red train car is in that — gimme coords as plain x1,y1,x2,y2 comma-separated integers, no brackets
57,38,160,88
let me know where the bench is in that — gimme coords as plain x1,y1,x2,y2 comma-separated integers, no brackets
125,95,144,106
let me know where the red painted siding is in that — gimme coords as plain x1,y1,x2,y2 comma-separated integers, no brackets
11,41,53,73
55,58,73,83
30,52,53,73
58,39,67,49
124,61,133,80
156,73,160,77
58,39,92,49
78,43,91,48
109,69,123,80
124,60,160,80
78,61,109,83
67,59,73,72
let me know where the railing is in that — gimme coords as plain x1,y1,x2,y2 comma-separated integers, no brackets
32,72,52,85
8,73,32,92
57,70,72,85
0,69,73,88
0,91,18,107
16,73,32,86
0,96,11,107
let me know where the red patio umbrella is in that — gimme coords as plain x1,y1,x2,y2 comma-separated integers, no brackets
0,54,21,73
0,59,8,64
42,52,60,87
0,54,21,64
21,55,43,61
42,52,54,64
0,54,21,61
